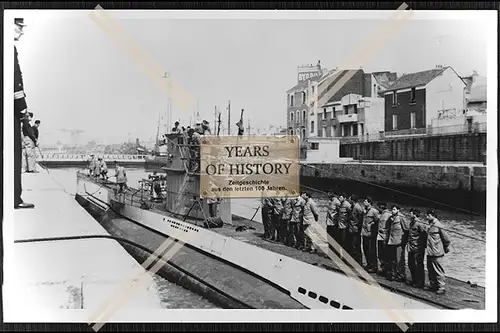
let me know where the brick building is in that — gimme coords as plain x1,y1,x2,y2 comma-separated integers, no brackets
382,66,466,134
315,71,397,139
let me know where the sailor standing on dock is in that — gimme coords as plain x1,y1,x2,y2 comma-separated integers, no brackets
22,112,38,173
424,209,451,294
14,17,35,209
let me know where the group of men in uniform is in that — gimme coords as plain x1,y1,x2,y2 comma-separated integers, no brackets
87,156,128,193
324,192,452,295
260,191,320,252
261,191,452,294
88,155,108,180
21,112,41,173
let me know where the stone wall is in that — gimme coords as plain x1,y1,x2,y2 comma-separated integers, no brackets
340,133,486,162
300,162,486,214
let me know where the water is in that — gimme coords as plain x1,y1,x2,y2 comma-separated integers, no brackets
48,166,486,291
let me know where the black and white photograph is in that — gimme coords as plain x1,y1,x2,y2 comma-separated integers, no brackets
2,6,497,328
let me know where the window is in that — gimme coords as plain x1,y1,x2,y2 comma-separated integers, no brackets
354,104,358,114
411,112,416,129
332,108,336,119
310,121,315,133
344,106,348,115
323,109,327,120
312,86,315,94
302,110,306,122
410,88,416,103
302,91,306,104
392,91,398,105
323,127,327,137
296,111,299,123
290,112,294,122
291,95,294,106
310,142,319,150
332,125,336,136
392,114,398,130
290,129,294,135
302,128,306,140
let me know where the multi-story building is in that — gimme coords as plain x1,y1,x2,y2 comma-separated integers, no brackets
382,66,466,134
286,61,325,141
315,71,397,141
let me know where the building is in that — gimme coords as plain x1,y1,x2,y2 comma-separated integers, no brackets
382,66,466,134
316,71,397,140
462,71,487,113
286,61,326,142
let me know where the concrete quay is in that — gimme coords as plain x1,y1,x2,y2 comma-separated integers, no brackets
300,160,487,215
4,168,163,322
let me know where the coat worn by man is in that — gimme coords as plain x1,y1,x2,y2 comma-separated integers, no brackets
261,197,272,239
289,196,304,248
302,197,319,252
281,197,295,245
376,209,392,275
347,201,364,264
386,213,409,281
335,199,352,254
14,45,30,207
362,206,380,271
406,216,428,287
271,198,284,241
426,217,451,292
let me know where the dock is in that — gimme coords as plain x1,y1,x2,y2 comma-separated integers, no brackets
4,168,163,321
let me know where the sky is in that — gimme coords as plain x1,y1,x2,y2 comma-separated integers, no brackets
11,10,492,146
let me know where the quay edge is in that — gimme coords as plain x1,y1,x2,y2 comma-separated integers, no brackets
300,162,486,215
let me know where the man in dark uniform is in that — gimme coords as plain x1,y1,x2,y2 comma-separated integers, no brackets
14,18,34,209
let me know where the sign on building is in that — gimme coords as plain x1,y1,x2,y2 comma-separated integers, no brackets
200,135,300,199
298,71,321,82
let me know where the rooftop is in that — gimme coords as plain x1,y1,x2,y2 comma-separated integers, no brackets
382,68,447,92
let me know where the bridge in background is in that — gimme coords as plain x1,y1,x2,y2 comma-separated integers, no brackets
36,153,147,168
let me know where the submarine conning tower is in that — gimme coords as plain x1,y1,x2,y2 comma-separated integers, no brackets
161,133,232,225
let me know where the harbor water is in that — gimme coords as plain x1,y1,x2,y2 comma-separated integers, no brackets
45,166,486,303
